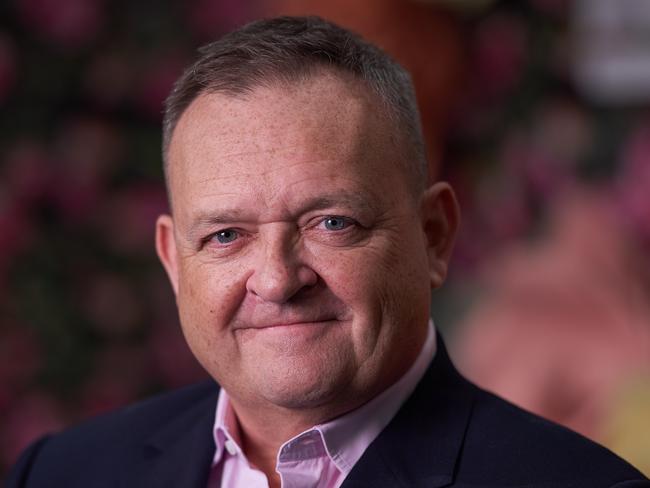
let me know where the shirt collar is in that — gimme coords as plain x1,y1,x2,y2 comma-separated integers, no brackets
212,387,244,465
211,319,437,473
313,319,436,474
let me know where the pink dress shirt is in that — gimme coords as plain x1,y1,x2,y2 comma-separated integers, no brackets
207,321,436,488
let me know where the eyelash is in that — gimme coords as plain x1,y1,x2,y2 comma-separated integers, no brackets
214,229,239,244
317,215,355,231
198,229,241,249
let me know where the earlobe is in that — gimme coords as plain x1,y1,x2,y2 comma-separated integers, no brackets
420,182,461,289
155,214,180,295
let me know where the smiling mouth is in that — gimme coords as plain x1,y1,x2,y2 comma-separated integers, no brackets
239,318,339,330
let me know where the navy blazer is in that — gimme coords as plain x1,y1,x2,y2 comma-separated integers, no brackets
7,336,649,487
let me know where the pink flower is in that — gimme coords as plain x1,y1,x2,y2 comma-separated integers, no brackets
83,50,134,108
81,273,144,337
0,199,36,274
500,100,588,203
186,0,259,41
0,33,16,104
150,322,207,388
2,141,53,205
100,183,168,255
16,0,105,50
473,13,527,101
50,118,123,223
501,131,569,201
79,345,153,417
135,54,189,120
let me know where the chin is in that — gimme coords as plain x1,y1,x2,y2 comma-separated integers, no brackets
253,360,358,412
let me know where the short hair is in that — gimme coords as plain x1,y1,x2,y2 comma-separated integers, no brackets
162,16,427,191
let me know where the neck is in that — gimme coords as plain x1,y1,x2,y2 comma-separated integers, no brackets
230,400,335,488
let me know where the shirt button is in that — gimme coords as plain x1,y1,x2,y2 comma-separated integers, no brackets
224,439,238,455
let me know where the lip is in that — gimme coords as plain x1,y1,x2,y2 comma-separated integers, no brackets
234,318,338,330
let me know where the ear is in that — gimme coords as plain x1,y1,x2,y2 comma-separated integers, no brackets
420,182,460,289
155,214,180,295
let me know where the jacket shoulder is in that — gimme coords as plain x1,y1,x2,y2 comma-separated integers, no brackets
5,380,218,487
54,380,217,445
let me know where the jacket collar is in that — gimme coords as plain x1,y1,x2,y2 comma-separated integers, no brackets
122,385,218,488
341,333,475,488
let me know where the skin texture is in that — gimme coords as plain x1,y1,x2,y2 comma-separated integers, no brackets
156,71,459,483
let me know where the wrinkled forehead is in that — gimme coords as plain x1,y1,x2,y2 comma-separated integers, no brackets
165,73,407,204
166,71,371,162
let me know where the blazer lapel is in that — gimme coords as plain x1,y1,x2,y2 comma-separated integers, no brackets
342,334,475,488
121,387,218,488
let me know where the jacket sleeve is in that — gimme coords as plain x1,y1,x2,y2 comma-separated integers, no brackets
4,436,51,488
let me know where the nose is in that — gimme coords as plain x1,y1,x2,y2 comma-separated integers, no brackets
245,228,318,303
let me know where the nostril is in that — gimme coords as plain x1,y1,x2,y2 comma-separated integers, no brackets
246,260,318,304
298,265,318,288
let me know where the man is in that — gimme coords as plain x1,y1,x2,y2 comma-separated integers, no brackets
7,16,649,488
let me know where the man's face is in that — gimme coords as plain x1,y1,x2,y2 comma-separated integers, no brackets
157,73,457,418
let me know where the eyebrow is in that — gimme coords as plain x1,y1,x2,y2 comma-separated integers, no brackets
300,192,377,214
185,190,378,241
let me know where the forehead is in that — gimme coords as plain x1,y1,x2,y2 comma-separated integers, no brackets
166,73,409,217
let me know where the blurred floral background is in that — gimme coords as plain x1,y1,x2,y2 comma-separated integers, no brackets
1,0,649,479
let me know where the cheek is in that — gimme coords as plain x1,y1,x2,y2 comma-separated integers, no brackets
175,259,250,379
310,247,378,308
320,237,425,295
176,259,247,336
344,232,431,328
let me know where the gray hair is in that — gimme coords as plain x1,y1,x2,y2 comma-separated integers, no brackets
162,16,427,190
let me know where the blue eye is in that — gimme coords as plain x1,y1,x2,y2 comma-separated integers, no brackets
323,216,349,231
214,229,238,244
